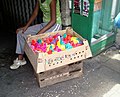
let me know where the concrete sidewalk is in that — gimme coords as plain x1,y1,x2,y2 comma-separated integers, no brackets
0,32,120,97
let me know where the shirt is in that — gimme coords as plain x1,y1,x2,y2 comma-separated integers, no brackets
39,0,62,24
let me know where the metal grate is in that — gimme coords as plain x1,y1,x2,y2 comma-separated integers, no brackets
1,0,42,31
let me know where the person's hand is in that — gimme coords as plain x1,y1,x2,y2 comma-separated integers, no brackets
16,26,28,34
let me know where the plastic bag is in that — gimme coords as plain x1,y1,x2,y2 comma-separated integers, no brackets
114,12,120,28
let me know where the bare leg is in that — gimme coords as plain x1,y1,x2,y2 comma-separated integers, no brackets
18,54,24,60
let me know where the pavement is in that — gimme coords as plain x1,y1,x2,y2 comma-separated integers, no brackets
0,31,120,97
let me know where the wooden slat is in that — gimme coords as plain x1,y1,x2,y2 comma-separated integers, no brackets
38,61,83,80
35,61,83,88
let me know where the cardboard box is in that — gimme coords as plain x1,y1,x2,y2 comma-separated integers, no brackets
24,27,92,73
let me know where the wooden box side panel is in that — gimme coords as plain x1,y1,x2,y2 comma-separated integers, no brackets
27,27,84,43
73,30,92,58
42,46,85,71
24,41,38,72
36,61,83,87
39,70,83,87
83,40,92,58
27,30,66,43
39,61,83,80
37,54,46,73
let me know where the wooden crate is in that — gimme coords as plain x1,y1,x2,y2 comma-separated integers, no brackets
24,27,92,73
35,61,83,88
